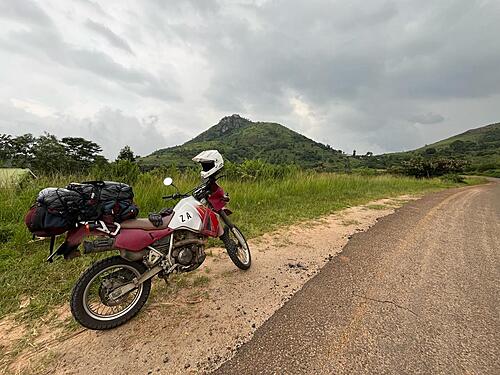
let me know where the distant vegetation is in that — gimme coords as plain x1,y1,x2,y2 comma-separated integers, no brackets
2,117,498,178
0,133,143,182
358,122,500,177
139,114,350,171
0,133,106,174
140,115,499,177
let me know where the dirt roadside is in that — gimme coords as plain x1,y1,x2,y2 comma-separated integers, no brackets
1,195,417,375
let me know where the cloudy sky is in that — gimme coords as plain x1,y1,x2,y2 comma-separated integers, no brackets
1,0,499,158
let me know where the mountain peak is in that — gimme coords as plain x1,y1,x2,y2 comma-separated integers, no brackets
217,114,252,134
141,116,348,170
187,114,253,143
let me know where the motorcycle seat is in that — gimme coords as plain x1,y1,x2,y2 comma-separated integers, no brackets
120,215,173,230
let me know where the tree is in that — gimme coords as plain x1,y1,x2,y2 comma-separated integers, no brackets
117,145,136,162
0,133,106,174
61,137,104,172
424,147,437,155
31,134,68,173
10,134,36,168
401,157,466,178
110,160,140,184
0,134,13,164
449,140,466,153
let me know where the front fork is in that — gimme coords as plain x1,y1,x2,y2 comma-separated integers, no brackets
218,210,234,232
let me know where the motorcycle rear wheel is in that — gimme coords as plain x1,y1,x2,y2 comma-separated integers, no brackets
221,226,252,270
70,256,151,330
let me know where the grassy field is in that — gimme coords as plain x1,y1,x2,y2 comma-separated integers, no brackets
0,171,484,321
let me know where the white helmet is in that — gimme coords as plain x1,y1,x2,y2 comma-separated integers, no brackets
192,150,224,179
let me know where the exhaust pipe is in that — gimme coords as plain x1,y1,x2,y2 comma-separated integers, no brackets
83,238,115,254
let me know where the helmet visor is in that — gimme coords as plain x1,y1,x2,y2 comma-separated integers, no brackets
201,161,215,172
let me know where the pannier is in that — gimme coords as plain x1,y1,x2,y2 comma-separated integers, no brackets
66,181,138,223
25,188,82,237
65,182,101,221
25,181,139,238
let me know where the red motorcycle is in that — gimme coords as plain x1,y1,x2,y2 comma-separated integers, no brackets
65,154,251,330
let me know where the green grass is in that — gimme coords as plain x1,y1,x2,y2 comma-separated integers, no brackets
0,171,482,321
365,204,388,210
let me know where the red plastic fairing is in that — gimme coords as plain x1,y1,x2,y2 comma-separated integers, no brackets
208,183,226,211
196,206,220,237
114,228,173,251
66,226,111,246
65,226,90,247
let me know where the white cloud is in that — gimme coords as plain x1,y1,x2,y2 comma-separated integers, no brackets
10,98,57,117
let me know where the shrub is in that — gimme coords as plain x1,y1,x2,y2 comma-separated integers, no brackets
441,173,465,183
91,160,140,185
401,157,466,178
224,159,299,180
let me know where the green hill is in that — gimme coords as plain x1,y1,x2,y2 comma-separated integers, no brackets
364,122,500,176
416,122,500,150
139,114,347,170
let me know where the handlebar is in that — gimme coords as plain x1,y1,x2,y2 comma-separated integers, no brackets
162,193,189,200
162,176,224,201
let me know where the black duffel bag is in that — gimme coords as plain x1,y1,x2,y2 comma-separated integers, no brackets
66,181,138,223
66,182,102,221
25,188,82,237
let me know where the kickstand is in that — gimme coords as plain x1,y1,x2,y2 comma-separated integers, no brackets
46,236,57,263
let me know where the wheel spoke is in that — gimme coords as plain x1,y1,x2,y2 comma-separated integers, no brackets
83,264,144,321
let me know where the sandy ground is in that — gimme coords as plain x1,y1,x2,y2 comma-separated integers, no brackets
1,195,416,375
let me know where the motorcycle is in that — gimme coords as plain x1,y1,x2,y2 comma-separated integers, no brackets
66,175,251,330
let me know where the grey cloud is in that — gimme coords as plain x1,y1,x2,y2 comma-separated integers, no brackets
86,19,134,54
0,0,53,27
0,1,177,101
409,113,445,125
177,0,500,151
1,28,177,101
0,103,186,158
150,0,219,14
74,0,108,17
1,0,500,156
206,0,500,104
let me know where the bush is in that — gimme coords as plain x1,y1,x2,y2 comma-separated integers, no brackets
401,157,466,178
224,160,299,180
441,173,465,183
91,160,140,185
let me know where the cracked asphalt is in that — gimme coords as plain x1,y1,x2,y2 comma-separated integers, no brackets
214,181,500,374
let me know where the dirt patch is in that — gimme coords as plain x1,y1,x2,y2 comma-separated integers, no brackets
0,318,26,361
1,195,417,374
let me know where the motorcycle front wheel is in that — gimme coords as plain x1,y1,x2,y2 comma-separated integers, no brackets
70,256,151,330
221,226,252,270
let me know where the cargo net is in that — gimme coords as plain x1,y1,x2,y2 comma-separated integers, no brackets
25,181,139,238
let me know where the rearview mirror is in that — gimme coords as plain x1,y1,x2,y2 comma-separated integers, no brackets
163,177,173,186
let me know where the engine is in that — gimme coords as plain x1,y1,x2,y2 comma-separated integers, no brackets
172,230,206,271
150,230,206,272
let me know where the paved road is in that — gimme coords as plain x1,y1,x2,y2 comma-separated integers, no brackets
215,181,500,374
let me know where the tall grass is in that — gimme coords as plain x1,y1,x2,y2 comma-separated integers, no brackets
0,171,464,320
